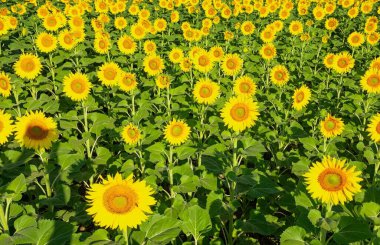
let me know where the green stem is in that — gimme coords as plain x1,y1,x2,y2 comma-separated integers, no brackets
0,204,9,234
168,146,174,198
83,102,91,159
131,91,136,116
228,137,239,245
123,228,129,245
166,87,171,117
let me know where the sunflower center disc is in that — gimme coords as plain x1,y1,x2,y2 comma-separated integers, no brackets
230,104,249,121
42,37,53,47
265,48,272,55
200,87,211,97
27,125,48,140
123,77,133,86
71,80,85,93
103,185,136,213
199,56,208,66
227,60,236,69
22,59,36,72
369,76,379,86
123,39,132,49
376,122,380,134
325,173,341,187
171,125,183,136
127,128,136,138
104,69,117,80
325,120,336,130
149,60,158,70
338,59,347,68
240,83,250,93
48,18,57,26
99,40,106,49
113,196,127,209
296,92,304,102
276,71,284,79
0,121,3,132
0,78,8,90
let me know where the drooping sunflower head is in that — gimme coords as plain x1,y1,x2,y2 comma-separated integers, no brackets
270,65,290,86
97,62,121,87
222,54,243,76
304,156,362,205
320,113,344,138
36,32,57,53
0,72,11,98
122,124,141,145
292,85,311,111
0,110,13,145
164,119,191,146
169,48,184,64
233,76,257,97
15,111,58,150
333,52,355,74
63,72,92,101
259,43,277,61
14,53,42,80
220,96,260,132
367,113,380,142
360,68,380,93
117,35,136,55
347,31,365,47
86,173,156,230
193,78,220,105
119,72,137,92
143,54,165,76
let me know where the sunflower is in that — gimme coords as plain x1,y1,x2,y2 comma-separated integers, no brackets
233,76,257,98
320,114,344,138
97,62,121,87
259,43,277,61
325,18,339,31
143,40,157,55
347,32,365,48
0,72,11,97
14,54,42,80
193,78,220,105
154,18,167,32
155,75,170,89
347,7,359,19
143,54,165,76
0,17,10,36
221,96,260,132
43,14,60,31
260,28,276,43
164,119,191,146
292,85,311,111
270,65,290,86
58,29,77,50
36,32,57,53
193,51,214,73
14,111,58,150
86,173,156,230
360,69,380,93
304,156,362,205
94,36,110,54
121,124,141,145
222,54,243,76
333,52,355,74
69,16,85,30
130,24,146,40
180,58,192,72
323,53,335,69
370,57,380,70
119,72,137,92
63,72,92,101
169,48,184,64
367,113,380,142
0,110,13,145
289,20,303,35
240,21,255,35
114,16,127,30
367,32,379,46
117,35,136,55
210,46,224,61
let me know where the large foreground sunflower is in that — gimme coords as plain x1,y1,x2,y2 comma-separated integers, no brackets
164,119,191,145
63,72,92,101
304,156,362,205
86,173,156,230
367,113,380,142
320,114,344,138
0,110,13,145
221,96,260,132
15,111,58,150
14,54,42,80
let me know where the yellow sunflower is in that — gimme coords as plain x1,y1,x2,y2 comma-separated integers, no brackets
36,32,57,53
97,62,121,87
360,69,380,93
370,57,380,70
304,156,362,205
260,28,276,43
0,72,11,97
94,36,110,54
155,75,171,89
117,35,136,55
58,29,77,50
169,48,184,64
114,16,127,30
222,54,243,76
320,114,344,138
0,110,13,145
220,96,260,132
367,113,380,142
209,46,224,61
164,119,191,146
193,51,214,73
15,111,58,150
63,72,92,101
325,18,339,31
289,20,303,35
193,78,220,105
367,32,379,46
121,124,141,145
333,52,355,74
240,21,255,35
14,53,42,80
233,76,257,97
347,32,365,48
43,14,60,31
292,85,311,111
86,173,156,230
143,54,165,76
323,53,335,69
143,40,157,55
180,58,192,72
270,65,290,86
119,72,137,92
130,24,146,40
259,43,277,61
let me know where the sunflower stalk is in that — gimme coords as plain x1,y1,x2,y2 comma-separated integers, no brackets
227,136,239,245
0,200,10,234
168,145,175,198
82,101,92,159
123,228,129,245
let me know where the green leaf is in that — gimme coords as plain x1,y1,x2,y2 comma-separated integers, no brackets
299,137,319,151
307,209,322,226
5,174,27,201
240,211,280,236
85,229,112,244
280,226,307,245
179,205,212,241
332,217,372,244
94,147,112,165
199,172,217,191
175,146,197,160
360,202,380,225
140,214,181,244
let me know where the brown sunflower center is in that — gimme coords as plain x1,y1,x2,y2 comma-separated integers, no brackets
41,36,53,47
127,128,138,139
99,40,107,49
103,185,137,213
226,59,237,69
200,86,212,98
352,36,359,43
173,52,180,59
104,68,117,80
264,48,273,56
296,92,304,102
244,25,252,32
376,122,380,134
47,17,57,27
230,103,249,121
337,58,348,68
71,79,86,93
122,76,134,86
0,120,3,132
275,71,285,80
367,75,380,87
239,82,251,93
171,125,183,137
198,56,209,66
324,120,336,131
0,21,4,30
123,39,133,49
21,58,36,72
26,125,49,140
0,77,9,90
64,35,73,44
318,168,346,191
149,59,159,70
135,27,144,36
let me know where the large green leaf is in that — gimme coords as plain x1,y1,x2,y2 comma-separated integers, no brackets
179,205,212,241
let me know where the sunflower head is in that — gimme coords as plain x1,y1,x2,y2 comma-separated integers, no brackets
14,53,42,80
122,124,141,145
0,110,13,145
367,113,380,142
259,43,277,60
270,65,290,86
164,119,191,146
156,75,171,89
0,72,11,97
360,69,380,93
333,52,355,74
347,32,365,47
169,48,184,63
36,32,57,53
222,54,243,76
97,62,121,87
233,76,257,97
118,35,137,55
119,72,137,92
193,78,220,105
143,54,165,76
63,72,92,101
320,113,344,138
292,85,311,111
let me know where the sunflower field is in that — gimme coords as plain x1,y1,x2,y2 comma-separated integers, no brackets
1,0,380,244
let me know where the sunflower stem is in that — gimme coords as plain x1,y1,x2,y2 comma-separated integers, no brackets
0,202,9,234
82,102,91,159
227,137,239,245
166,87,171,117
123,228,129,245
131,91,136,116
168,145,175,198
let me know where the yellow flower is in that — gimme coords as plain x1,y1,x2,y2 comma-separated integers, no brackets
114,16,127,30
193,51,214,73
0,72,11,97
367,113,380,142
97,62,121,87
63,72,92,101
15,111,58,150
370,57,380,70
121,124,141,145
119,72,137,92
36,32,57,53
180,58,192,72
220,96,260,132
43,14,60,31
94,36,110,54
333,52,355,74
320,114,344,138
209,46,224,61
143,54,165,76
221,54,243,76
154,18,167,32
58,29,77,50
313,6,325,21
233,76,257,97
0,110,13,145
292,85,311,111
360,68,380,93
193,78,220,105
289,20,303,35
143,40,157,55
117,35,136,55
325,18,339,31
240,21,255,35
69,16,85,30
155,75,170,89
304,156,362,205
164,119,191,145
260,28,276,43
367,32,379,46
130,24,146,40
323,53,335,69
259,43,277,61
86,173,156,230
347,32,365,48
14,53,42,80
270,65,290,86
169,48,184,64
